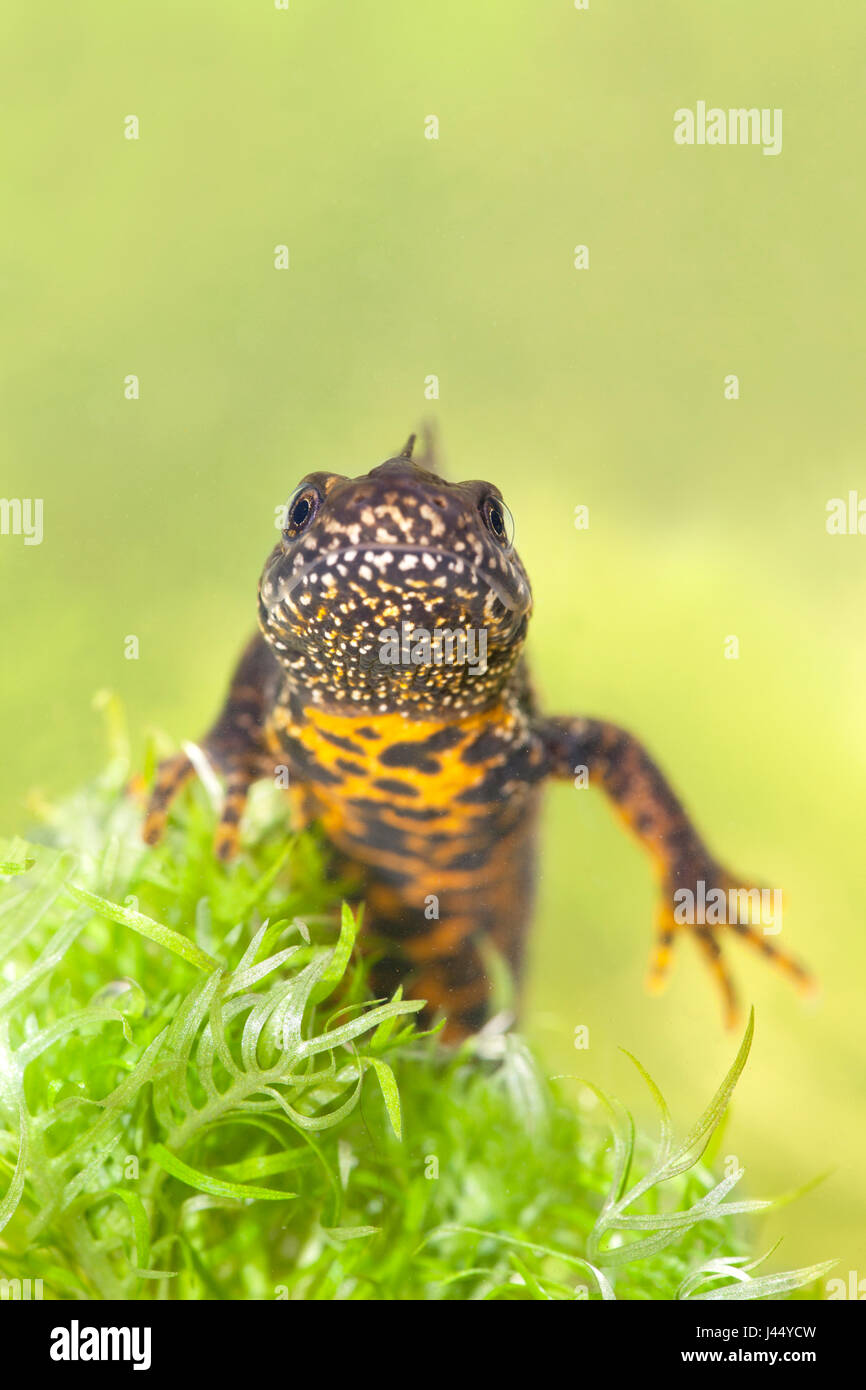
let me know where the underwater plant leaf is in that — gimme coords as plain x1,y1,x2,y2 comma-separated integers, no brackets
149,1143,297,1202
687,1259,837,1300
65,883,219,974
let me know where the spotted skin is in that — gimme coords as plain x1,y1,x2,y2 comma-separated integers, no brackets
144,433,815,1039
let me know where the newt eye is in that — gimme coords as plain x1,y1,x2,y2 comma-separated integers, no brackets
284,486,321,538
481,496,514,547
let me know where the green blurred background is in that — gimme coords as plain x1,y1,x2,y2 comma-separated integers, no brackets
2,0,864,1284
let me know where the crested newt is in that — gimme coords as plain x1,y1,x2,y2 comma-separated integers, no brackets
143,433,814,1040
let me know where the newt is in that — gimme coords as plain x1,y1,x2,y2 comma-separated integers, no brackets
143,432,814,1040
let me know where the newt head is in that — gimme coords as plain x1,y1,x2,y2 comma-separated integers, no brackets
257,434,532,712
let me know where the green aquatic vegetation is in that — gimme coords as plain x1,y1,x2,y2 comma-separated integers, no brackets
0,704,833,1300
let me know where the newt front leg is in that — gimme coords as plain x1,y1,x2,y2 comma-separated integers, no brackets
143,633,281,860
537,716,816,1024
